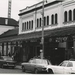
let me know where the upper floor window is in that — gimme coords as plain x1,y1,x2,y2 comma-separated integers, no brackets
27,21,28,30
51,14,54,24
55,14,58,24
73,9,75,21
31,20,33,29
22,23,24,31
29,21,30,29
64,11,67,22
40,18,41,27
44,17,46,26
47,16,49,25
37,19,39,28
25,22,26,30
69,10,72,21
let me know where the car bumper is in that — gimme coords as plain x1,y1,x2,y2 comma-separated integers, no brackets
3,63,16,67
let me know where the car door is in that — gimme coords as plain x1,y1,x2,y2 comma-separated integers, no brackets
55,61,68,74
27,59,36,72
63,62,73,74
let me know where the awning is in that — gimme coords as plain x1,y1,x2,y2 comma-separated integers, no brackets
0,25,75,43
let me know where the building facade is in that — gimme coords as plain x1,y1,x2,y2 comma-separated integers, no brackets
18,0,75,64
0,0,75,64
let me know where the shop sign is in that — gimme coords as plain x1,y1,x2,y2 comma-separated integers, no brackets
56,37,67,42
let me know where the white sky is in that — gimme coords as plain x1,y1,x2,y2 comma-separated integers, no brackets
0,0,66,21
0,0,42,21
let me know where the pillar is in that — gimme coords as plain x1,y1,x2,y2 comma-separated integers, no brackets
6,42,8,56
10,42,13,55
2,43,4,56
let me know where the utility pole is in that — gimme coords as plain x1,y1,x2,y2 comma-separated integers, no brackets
41,0,44,59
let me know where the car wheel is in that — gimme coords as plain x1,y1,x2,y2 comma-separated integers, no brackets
34,69,38,74
48,69,54,74
22,66,25,72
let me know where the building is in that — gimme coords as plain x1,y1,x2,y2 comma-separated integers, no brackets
0,0,75,64
18,0,75,64
0,17,18,57
0,17,18,35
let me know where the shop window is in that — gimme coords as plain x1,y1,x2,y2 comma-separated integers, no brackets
73,9,75,21
47,16,49,25
55,14,58,24
69,10,72,21
51,14,54,25
64,11,67,22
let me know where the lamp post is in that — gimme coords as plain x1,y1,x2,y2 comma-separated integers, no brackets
41,0,44,59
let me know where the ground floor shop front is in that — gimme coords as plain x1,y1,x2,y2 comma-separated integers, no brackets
0,26,75,65
0,35,75,65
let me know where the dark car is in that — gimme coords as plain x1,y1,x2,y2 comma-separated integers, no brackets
21,58,52,74
0,56,16,68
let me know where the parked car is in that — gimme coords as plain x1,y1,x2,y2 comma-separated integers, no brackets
21,58,52,74
47,60,75,74
0,56,16,68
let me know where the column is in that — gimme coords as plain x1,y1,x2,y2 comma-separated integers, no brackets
2,43,4,56
6,42,8,56
10,42,13,55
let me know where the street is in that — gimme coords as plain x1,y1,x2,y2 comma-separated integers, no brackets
0,66,25,74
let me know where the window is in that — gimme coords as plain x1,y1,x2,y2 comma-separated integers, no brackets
25,22,26,30
51,14,54,24
31,20,33,29
73,9,75,21
22,23,24,31
55,14,58,24
47,16,49,25
69,10,72,21
67,62,73,67
37,19,39,28
29,21,30,29
40,18,41,27
44,17,46,26
64,11,67,22
27,21,28,30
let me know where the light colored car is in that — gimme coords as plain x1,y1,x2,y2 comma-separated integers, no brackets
47,60,75,74
0,56,16,68
21,58,52,74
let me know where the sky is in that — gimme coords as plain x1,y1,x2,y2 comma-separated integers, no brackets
0,0,42,21
0,0,67,21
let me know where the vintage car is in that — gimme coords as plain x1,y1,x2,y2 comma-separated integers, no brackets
21,58,52,73
47,60,75,74
0,56,16,68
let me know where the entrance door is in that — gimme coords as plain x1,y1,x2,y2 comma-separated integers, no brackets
36,46,40,57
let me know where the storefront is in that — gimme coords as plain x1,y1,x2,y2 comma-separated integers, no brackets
0,25,75,64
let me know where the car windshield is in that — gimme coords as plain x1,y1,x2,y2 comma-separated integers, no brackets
36,59,51,65
59,61,68,67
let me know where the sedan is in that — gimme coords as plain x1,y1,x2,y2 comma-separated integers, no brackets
47,60,75,74
21,58,52,74
0,56,16,68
